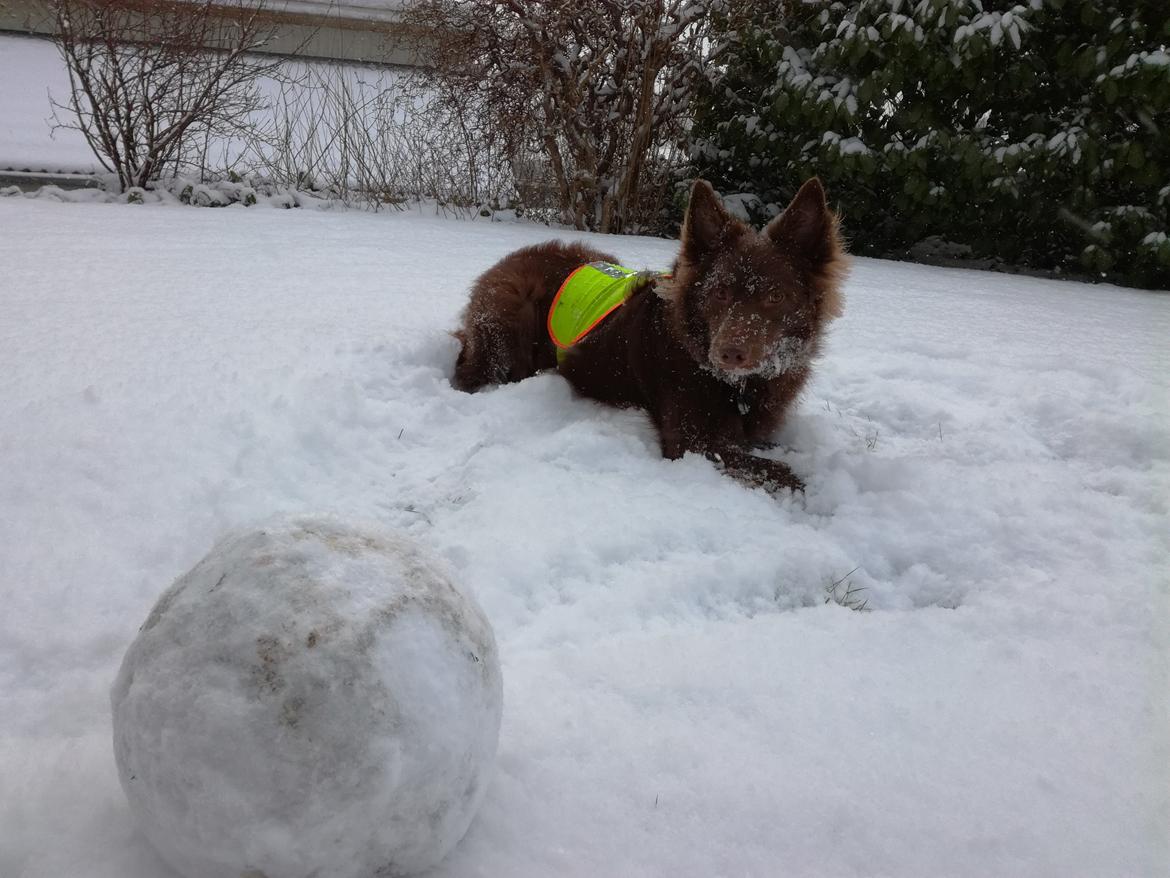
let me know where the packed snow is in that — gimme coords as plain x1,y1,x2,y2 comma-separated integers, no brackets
111,517,501,878
0,196,1168,878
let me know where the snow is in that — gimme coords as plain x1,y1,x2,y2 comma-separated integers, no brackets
0,34,98,173
111,517,500,878
837,136,869,156
0,33,407,183
1108,50,1170,78
819,132,870,158
1,197,1168,878
719,191,763,223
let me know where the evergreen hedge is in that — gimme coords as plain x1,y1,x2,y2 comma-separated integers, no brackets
693,0,1170,289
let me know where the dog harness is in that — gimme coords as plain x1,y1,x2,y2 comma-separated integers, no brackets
548,262,666,363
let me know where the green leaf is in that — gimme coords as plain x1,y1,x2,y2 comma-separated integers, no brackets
857,78,876,106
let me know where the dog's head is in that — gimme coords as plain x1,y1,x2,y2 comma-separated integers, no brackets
664,177,847,379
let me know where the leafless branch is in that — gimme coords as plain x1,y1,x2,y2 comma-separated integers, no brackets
48,0,292,190
400,0,719,233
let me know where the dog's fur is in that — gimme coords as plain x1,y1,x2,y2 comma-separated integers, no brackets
452,178,848,491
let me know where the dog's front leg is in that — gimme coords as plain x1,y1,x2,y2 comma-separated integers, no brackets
706,446,805,494
655,405,804,493
654,401,691,461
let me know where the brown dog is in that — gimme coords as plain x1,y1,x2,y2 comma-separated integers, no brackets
452,178,848,491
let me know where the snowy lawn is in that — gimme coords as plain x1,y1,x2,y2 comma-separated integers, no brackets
1,197,1168,878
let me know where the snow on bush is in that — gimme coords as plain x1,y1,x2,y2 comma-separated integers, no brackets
693,0,1170,288
110,517,503,878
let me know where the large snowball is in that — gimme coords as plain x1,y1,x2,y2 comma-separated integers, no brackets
111,518,502,878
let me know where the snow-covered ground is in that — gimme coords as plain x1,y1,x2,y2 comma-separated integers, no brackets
1,196,1167,878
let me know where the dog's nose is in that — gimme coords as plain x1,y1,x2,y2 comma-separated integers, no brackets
718,346,748,367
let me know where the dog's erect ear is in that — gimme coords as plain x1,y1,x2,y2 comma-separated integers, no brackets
765,178,833,261
681,179,733,259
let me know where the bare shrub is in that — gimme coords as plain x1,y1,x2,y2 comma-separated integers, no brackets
48,0,289,190
401,0,719,234
245,61,527,214
246,65,401,205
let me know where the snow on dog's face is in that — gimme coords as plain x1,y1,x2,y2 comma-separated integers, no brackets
666,178,847,379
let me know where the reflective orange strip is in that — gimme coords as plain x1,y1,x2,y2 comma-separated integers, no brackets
548,265,669,352
547,265,591,350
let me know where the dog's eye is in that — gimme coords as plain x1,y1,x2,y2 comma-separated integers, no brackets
711,288,731,303
765,291,784,305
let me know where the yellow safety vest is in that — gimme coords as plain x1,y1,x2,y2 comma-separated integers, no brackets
547,262,665,363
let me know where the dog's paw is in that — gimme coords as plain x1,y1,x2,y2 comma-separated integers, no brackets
775,475,806,495
707,449,805,495
755,462,805,495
